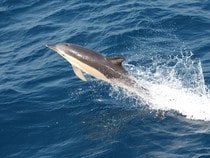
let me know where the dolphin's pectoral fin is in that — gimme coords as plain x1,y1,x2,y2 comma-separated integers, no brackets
106,57,125,67
72,66,87,81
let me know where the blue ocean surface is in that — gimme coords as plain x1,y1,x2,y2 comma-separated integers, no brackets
1,0,210,157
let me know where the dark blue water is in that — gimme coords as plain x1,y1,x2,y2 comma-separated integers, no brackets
1,0,210,157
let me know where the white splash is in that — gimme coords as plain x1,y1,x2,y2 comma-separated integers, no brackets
149,84,210,121
113,50,210,121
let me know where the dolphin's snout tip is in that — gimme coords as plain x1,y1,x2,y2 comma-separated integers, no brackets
46,44,52,48
46,44,57,51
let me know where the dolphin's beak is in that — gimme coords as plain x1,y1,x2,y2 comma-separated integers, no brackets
46,44,57,52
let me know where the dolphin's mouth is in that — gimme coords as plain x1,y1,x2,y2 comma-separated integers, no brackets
46,44,57,52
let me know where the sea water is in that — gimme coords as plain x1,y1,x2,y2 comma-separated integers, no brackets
1,0,210,157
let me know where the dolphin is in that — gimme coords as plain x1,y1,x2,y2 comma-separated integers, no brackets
46,43,149,98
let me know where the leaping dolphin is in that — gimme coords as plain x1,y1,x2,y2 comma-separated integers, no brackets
46,43,149,98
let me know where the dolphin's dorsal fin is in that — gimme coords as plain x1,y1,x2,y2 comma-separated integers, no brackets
106,57,125,67
72,66,87,81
